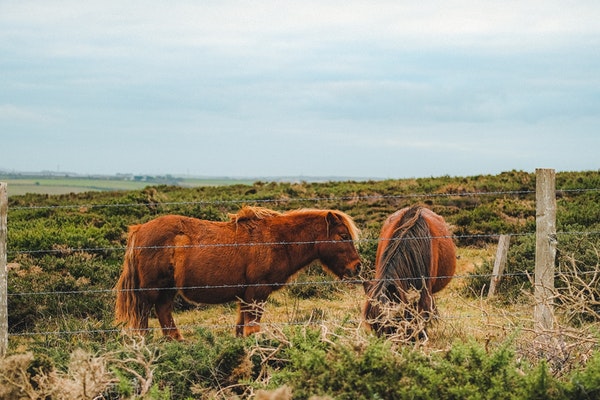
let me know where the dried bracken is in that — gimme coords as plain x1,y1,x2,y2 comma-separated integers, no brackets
0,350,116,399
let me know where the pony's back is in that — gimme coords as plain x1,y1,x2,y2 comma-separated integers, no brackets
377,207,432,307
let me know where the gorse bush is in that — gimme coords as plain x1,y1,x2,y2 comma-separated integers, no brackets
269,329,534,400
262,328,600,399
8,252,119,333
4,318,600,398
153,328,253,398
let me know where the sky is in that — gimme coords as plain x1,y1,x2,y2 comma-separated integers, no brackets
1,1,599,179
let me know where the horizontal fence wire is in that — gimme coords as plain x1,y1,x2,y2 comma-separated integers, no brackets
9,309,536,339
7,234,510,256
4,185,600,338
3,272,524,298
7,187,600,212
7,230,600,257
7,189,539,211
6,268,600,299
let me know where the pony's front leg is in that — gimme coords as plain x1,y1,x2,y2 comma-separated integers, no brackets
236,300,266,337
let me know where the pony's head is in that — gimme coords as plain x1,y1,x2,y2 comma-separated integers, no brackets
315,210,362,279
362,280,428,338
362,280,400,336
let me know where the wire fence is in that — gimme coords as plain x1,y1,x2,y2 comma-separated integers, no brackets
7,187,599,212
7,231,600,257
4,183,600,339
10,189,538,210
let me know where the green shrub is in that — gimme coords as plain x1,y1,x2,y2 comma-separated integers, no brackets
268,329,562,400
8,253,119,333
8,326,600,399
567,351,600,398
153,328,254,399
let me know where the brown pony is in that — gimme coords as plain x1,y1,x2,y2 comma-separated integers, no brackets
115,206,361,339
363,206,456,339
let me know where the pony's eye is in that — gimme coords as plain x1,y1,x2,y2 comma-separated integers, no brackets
339,233,350,241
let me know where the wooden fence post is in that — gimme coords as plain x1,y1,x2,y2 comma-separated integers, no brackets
0,182,7,357
534,169,557,335
488,234,510,297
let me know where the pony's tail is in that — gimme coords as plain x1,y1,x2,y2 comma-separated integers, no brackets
382,207,433,314
115,226,146,332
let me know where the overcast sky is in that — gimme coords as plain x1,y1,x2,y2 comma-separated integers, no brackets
1,1,599,179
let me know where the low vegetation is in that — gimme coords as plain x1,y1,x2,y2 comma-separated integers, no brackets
3,325,600,399
2,170,600,398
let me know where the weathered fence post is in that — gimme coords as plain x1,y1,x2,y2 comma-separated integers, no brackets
534,169,557,336
488,234,510,297
0,182,7,357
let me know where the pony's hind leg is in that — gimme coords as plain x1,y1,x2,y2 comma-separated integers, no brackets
235,302,244,336
236,300,265,337
154,289,183,340
137,302,152,335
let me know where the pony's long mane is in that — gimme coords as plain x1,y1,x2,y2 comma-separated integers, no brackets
228,206,282,223
370,206,431,303
229,206,360,241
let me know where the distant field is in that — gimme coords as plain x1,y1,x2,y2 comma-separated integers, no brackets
0,176,257,196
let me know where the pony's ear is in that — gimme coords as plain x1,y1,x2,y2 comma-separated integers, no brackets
326,211,342,226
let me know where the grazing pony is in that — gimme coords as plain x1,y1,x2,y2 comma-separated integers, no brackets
115,206,361,339
363,206,456,339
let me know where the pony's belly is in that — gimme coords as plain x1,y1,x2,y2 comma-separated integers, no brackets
179,286,245,305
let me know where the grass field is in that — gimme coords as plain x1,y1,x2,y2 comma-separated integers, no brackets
0,176,257,196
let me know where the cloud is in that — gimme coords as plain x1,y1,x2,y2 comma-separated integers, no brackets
4,1,599,55
0,104,37,121
0,104,64,126
1,1,599,177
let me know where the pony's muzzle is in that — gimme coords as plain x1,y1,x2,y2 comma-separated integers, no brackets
345,261,362,278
